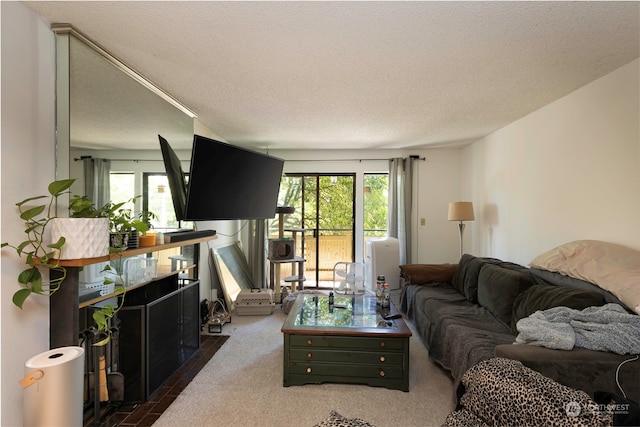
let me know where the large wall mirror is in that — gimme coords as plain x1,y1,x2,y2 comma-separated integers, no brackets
53,24,195,209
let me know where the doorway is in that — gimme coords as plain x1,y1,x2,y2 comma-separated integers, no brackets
275,174,355,288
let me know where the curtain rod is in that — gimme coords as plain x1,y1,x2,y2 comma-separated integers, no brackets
74,156,164,162
75,156,426,162
285,156,425,162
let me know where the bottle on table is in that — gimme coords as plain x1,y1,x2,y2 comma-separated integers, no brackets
376,275,385,305
328,291,335,313
382,283,390,308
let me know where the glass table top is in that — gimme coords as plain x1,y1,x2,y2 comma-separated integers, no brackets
293,294,398,329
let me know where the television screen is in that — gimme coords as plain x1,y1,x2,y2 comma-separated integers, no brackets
158,134,188,222
184,135,284,220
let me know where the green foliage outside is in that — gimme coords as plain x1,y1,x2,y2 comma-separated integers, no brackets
363,174,388,237
274,174,388,237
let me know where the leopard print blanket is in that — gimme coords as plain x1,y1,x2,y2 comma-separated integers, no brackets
443,358,614,427
314,410,375,427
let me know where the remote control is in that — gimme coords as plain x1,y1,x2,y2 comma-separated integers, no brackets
383,313,402,320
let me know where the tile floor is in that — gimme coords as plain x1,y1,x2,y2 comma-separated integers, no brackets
85,334,229,427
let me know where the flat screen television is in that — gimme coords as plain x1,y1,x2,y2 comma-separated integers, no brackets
184,135,284,220
158,134,188,222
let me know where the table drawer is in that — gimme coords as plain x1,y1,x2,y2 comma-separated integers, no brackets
289,348,404,365
289,334,404,350
288,361,404,380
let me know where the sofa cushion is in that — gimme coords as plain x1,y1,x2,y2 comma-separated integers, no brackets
452,254,491,301
511,283,605,332
452,254,530,303
494,344,640,404
477,264,534,326
530,267,627,307
399,263,457,285
450,255,469,295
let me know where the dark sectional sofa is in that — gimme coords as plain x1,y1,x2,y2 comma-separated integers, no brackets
400,254,640,403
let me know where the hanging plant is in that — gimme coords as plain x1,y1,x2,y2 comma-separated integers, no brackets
1,179,131,345
1,179,74,307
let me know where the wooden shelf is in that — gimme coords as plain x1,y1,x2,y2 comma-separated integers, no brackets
55,235,217,267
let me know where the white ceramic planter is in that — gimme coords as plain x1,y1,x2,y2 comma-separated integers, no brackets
50,218,109,260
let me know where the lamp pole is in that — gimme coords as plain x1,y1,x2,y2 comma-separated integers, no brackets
457,221,466,258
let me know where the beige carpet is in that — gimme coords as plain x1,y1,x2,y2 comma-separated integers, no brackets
154,307,455,427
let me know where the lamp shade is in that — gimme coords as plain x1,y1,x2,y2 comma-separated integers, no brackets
448,202,475,221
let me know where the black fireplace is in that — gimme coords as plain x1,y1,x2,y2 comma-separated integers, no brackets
119,275,200,402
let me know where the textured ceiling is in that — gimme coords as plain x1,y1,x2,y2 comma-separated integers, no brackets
24,1,640,151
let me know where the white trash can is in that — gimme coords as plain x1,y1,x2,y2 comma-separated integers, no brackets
22,346,85,427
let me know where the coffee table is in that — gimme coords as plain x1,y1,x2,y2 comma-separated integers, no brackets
281,293,411,391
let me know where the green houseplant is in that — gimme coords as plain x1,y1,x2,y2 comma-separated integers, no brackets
1,179,133,344
104,196,152,249
1,179,75,307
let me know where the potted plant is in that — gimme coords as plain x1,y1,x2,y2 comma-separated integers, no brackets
50,195,111,260
138,210,159,247
105,197,151,249
1,179,127,344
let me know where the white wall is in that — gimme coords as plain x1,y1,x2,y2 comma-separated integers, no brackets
1,3,57,425
462,59,640,266
414,148,463,263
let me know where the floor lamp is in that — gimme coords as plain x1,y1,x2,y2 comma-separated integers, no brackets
448,202,475,258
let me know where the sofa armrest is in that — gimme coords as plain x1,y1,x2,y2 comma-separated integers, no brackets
495,344,640,402
399,263,457,285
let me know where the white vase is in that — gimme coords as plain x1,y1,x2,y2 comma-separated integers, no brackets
50,218,109,260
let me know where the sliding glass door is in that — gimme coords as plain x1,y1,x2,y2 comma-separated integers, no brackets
275,174,355,287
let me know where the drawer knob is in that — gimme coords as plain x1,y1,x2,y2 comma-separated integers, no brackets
307,353,312,359
380,341,385,347
307,339,313,345
379,370,385,377
380,356,385,362
306,367,312,373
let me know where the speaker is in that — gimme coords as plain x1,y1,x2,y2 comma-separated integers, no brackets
268,238,295,261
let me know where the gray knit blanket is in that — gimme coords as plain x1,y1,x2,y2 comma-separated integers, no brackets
515,303,640,355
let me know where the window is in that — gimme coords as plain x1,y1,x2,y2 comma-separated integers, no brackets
109,171,193,231
142,173,191,230
363,173,388,248
110,171,136,211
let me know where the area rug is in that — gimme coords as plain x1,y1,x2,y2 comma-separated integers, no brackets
154,311,455,427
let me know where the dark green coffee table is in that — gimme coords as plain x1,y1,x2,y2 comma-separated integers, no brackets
281,294,411,391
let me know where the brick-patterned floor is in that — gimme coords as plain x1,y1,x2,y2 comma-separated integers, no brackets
85,334,229,427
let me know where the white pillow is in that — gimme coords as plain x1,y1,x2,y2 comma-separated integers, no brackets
530,240,640,314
